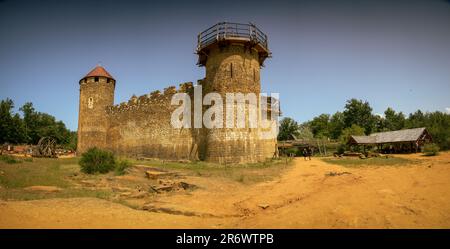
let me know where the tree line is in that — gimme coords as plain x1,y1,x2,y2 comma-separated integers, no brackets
278,98,450,150
0,98,77,150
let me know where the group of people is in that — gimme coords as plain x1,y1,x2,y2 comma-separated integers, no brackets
302,147,312,161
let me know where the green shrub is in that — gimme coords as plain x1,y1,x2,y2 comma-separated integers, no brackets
115,160,131,176
285,148,298,157
79,148,116,174
0,155,21,164
336,144,346,155
423,143,440,156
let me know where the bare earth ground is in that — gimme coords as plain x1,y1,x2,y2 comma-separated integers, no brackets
1,153,449,228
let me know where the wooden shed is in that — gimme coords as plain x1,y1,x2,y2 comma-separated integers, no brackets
348,127,432,153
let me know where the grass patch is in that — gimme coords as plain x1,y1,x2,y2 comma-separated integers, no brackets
423,143,440,156
322,156,417,168
128,157,293,184
0,157,79,188
0,155,293,203
114,159,131,176
0,156,115,201
0,155,21,164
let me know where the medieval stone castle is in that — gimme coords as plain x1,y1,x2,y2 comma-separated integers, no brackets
77,22,279,164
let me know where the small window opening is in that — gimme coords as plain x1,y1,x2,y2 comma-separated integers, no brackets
230,63,233,78
94,77,99,82
88,97,94,109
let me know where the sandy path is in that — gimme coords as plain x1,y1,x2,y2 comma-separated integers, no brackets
1,153,449,228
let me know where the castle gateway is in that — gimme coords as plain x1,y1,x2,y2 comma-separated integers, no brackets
77,22,279,164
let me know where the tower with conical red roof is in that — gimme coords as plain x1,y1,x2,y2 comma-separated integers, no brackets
77,65,115,154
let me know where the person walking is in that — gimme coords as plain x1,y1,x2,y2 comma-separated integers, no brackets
302,148,308,161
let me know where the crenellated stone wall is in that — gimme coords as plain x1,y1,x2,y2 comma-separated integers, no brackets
105,82,200,160
87,78,278,163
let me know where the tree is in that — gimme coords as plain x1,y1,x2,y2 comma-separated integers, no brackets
19,102,37,143
328,112,345,139
1,98,74,147
343,99,376,134
19,102,72,145
278,117,299,141
424,111,450,150
0,98,25,144
65,131,78,151
384,107,405,131
404,110,450,150
339,124,365,144
297,123,314,140
0,98,14,144
309,114,330,138
405,110,425,129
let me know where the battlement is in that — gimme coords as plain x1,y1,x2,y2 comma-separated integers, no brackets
105,82,194,115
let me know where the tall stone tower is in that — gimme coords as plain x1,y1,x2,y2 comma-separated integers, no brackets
77,65,115,154
196,22,275,164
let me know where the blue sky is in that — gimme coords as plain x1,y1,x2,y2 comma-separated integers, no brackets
1,0,449,130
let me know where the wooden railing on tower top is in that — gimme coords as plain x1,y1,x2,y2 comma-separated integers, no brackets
197,22,269,52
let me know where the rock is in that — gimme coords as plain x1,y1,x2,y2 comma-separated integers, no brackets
154,185,173,192
80,180,97,187
159,180,173,186
325,171,352,177
258,204,270,209
142,203,157,211
130,191,148,199
148,186,158,193
24,186,62,192
119,192,132,197
145,170,169,179
112,186,133,192
178,181,197,190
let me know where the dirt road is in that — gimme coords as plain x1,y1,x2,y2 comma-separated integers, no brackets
1,153,449,228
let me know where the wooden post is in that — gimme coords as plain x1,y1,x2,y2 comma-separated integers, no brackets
316,140,322,156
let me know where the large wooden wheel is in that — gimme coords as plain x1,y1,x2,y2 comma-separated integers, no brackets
33,137,57,158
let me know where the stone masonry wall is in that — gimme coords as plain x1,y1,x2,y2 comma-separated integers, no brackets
202,43,277,163
77,76,114,154
105,83,199,160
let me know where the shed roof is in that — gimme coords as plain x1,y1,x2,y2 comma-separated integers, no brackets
349,127,428,144
350,135,377,144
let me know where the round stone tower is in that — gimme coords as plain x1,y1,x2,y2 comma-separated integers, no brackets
196,22,274,164
77,65,115,154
